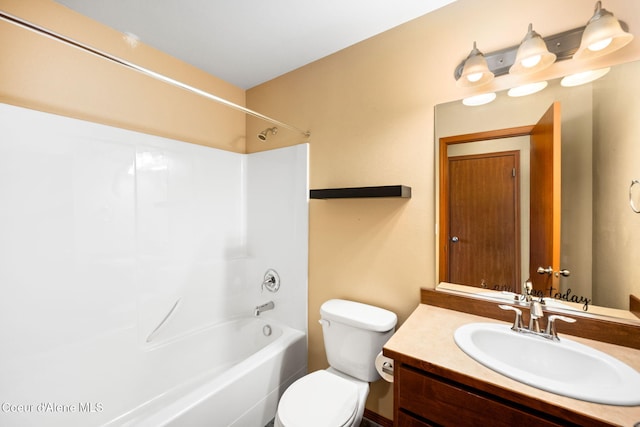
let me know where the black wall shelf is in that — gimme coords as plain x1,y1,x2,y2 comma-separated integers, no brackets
310,185,411,199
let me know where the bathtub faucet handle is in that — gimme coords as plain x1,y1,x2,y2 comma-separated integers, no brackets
261,269,280,293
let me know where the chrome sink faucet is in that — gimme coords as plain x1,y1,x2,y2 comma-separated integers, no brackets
529,301,544,332
499,304,576,341
516,280,550,333
254,301,274,316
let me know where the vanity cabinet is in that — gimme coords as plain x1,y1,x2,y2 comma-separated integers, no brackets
395,363,574,427
383,304,638,427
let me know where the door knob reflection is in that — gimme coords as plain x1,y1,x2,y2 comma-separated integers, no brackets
537,266,570,277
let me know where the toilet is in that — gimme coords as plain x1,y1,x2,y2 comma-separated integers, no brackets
275,299,397,427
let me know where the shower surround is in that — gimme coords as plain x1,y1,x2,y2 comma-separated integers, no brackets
0,103,309,426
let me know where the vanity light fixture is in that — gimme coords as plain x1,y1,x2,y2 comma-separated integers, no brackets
574,1,634,60
509,24,556,75
507,81,548,97
560,67,610,87
456,42,494,88
453,2,632,87
462,92,496,106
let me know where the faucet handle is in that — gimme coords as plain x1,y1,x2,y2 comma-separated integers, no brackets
261,269,280,293
545,315,576,340
499,304,523,331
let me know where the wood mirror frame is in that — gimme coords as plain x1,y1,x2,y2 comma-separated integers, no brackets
421,288,640,349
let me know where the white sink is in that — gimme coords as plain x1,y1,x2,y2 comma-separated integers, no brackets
454,322,640,406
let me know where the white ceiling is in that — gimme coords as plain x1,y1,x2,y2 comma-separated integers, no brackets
55,0,456,89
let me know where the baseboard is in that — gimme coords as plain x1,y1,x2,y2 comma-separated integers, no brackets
364,409,393,427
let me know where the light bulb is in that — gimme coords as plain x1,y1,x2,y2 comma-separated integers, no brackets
589,37,612,51
521,55,542,68
466,72,483,83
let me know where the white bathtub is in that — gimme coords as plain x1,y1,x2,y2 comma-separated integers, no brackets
105,318,307,427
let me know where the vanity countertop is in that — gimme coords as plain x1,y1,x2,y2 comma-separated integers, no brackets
383,304,640,427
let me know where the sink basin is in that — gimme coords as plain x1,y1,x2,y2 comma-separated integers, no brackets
454,322,640,406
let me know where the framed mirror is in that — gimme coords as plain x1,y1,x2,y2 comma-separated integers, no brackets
435,59,640,322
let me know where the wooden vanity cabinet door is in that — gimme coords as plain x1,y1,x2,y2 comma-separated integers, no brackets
396,364,566,427
396,411,432,427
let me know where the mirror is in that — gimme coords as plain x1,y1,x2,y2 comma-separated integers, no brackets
435,59,640,321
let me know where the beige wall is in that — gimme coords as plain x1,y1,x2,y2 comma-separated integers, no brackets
2,0,640,421
246,0,640,419
0,0,246,152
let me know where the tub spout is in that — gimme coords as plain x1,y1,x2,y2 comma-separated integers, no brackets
254,301,275,316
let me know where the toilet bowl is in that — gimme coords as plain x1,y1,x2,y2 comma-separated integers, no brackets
275,369,368,427
274,299,397,427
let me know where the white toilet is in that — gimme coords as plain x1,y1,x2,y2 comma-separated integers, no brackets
275,299,397,427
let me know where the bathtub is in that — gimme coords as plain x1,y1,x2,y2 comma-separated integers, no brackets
105,317,307,427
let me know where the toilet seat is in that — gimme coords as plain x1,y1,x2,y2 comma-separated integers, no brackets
277,370,359,427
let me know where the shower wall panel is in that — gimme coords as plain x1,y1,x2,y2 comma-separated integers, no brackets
247,144,309,332
0,103,308,426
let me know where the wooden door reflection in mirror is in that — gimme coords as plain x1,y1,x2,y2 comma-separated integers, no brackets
439,103,561,295
529,102,561,295
447,150,520,289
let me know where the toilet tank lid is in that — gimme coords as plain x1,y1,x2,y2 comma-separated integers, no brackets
320,299,397,332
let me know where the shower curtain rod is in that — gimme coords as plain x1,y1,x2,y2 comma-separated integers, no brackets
0,10,311,138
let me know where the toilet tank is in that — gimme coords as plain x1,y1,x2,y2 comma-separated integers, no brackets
319,299,397,382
